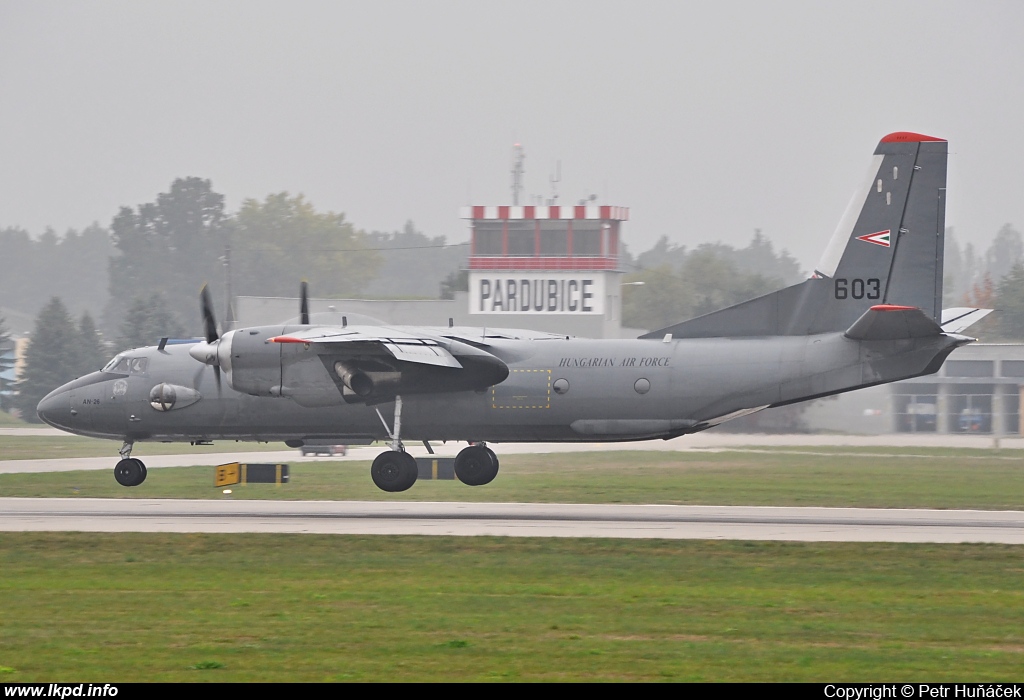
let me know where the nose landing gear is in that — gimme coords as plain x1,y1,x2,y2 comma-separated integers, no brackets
113,441,147,487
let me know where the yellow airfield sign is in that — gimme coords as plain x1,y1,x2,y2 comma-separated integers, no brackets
215,462,288,487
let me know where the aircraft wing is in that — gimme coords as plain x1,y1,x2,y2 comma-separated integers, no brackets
268,326,463,368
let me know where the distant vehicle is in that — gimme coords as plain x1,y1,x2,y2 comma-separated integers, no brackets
904,401,937,431
958,407,984,432
300,442,347,456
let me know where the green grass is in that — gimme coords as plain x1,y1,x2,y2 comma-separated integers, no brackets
0,435,287,460
3,449,1024,510
0,534,1020,681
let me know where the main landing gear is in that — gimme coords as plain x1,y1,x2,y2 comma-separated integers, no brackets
113,441,147,487
453,444,499,486
371,395,418,492
368,397,500,492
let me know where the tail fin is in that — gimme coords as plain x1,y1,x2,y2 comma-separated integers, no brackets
641,132,948,339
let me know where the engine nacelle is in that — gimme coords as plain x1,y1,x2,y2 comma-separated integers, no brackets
222,326,286,397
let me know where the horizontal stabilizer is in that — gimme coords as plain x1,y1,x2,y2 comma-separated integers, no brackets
844,305,942,341
940,307,993,334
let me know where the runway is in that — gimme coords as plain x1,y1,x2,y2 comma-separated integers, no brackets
2,498,1023,543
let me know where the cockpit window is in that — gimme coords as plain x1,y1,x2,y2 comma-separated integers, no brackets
102,355,148,374
102,355,128,373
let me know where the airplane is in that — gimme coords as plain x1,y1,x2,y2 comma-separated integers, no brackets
36,131,991,492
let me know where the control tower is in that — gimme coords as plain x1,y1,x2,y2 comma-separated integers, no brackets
458,204,630,337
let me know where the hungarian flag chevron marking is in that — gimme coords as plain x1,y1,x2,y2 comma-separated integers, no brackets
856,230,891,247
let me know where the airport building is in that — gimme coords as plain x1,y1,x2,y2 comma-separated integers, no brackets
888,343,1024,435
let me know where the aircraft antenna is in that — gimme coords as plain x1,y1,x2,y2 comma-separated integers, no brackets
548,161,561,205
510,143,525,205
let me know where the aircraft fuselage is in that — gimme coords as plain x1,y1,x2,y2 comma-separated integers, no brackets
39,331,960,445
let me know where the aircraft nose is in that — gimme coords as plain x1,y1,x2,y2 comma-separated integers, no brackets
37,385,71,429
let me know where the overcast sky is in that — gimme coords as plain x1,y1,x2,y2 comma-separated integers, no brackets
2,0,1022,271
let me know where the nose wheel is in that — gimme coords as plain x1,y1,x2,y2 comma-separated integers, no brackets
114,458,147,487
113,441,147,487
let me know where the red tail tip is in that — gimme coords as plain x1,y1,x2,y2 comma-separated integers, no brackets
870,304,918,311
881,132,946,143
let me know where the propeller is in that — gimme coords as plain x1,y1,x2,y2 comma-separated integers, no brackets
300,280,309,325
193,284,221,394
200,284,219,344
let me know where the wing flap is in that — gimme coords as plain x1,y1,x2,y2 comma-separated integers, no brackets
381,340,462,368
269,326,463,368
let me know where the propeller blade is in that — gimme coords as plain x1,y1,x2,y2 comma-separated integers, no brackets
214,365,222,396
200,284,219,343
300,281,309,325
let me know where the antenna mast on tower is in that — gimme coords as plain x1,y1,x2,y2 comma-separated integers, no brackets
548,160,561,205
510,143,525,205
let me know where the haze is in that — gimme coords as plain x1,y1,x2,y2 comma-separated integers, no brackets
2,0,1022,271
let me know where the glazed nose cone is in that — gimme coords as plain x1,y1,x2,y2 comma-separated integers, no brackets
36,385,70,429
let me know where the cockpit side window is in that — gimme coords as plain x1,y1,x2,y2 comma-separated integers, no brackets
129,358,148,374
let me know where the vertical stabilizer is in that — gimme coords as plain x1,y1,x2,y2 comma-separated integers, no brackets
642,132,948,339
813,132,947,326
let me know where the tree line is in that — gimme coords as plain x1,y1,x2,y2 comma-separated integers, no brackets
620,230,804,331
1,178,467,345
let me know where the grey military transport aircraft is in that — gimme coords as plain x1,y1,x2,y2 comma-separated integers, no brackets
38,132,990,492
